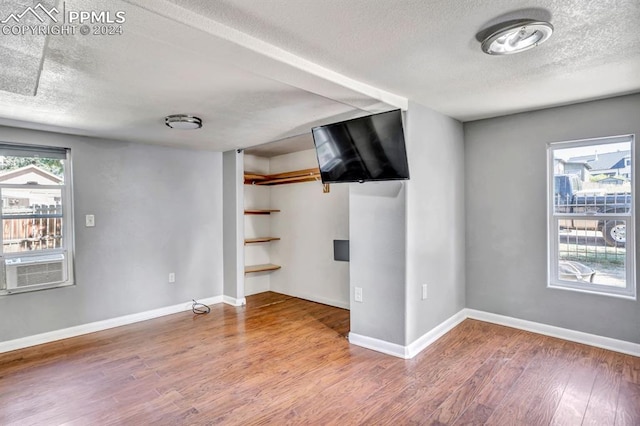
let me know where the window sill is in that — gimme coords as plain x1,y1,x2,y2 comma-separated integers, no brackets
547,282,636,301
0,281,75,296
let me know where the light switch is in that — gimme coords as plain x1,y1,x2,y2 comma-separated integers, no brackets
85,214,95,227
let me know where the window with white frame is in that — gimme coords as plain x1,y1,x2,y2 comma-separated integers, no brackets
0,144,74,294
548,135,635,298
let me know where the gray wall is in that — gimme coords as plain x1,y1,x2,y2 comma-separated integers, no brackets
405,102,466,344
222,150,244,300
464,93,640,343
349,182,406,345
270,181,350,308
0,126,223,342
348,102,466,348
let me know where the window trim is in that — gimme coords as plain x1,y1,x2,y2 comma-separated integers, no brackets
547,134,636,299
0,143,75,294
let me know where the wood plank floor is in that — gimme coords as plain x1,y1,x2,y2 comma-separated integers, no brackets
1,292,639,425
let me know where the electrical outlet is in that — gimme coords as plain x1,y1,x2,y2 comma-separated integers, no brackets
169,273,176,283
422,284,428,300
355,287,363,303
85,214,95,227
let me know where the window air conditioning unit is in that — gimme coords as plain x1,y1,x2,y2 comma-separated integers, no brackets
5,253,67,292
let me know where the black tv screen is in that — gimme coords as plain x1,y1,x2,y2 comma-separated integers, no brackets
311,109,410,183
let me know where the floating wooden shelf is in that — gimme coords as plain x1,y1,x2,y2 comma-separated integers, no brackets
245,237,280,245
244,209,281,215
244,168,321,186
245,263,281,274
244,173,269,182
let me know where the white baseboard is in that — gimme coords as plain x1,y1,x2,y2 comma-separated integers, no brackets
5,300,638,360
0,296,223,354
349,308,640,359
349,309,467,359
348,332,409,358
223,295,246,306
296,293,350,310
406,310,468,358
270,289,350,310
464,309,640,358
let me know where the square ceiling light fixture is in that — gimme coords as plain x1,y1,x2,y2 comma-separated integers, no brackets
481,19,553,55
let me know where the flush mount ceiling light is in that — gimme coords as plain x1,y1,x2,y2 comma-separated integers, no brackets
165,114,202,130
481,19,553,55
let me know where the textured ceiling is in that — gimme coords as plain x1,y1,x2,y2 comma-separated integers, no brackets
168,0,640,121
244,133,315,158
0,0,638,152
0,0,57,95
0,0,398,151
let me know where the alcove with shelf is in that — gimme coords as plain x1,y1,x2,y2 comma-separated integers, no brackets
243,201,281,278
241,148,349,307
243,155,279,295
243,162,322,285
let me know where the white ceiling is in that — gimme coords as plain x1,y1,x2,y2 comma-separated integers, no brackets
244,133,315,158
0,0,638,152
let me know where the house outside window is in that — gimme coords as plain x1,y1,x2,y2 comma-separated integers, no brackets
0,144,74,294
548,135,635,299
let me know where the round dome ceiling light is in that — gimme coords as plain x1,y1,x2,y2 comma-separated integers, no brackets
481,19,553,55
165,114,202,130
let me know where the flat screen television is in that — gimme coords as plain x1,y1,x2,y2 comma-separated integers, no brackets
311,109,410,183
